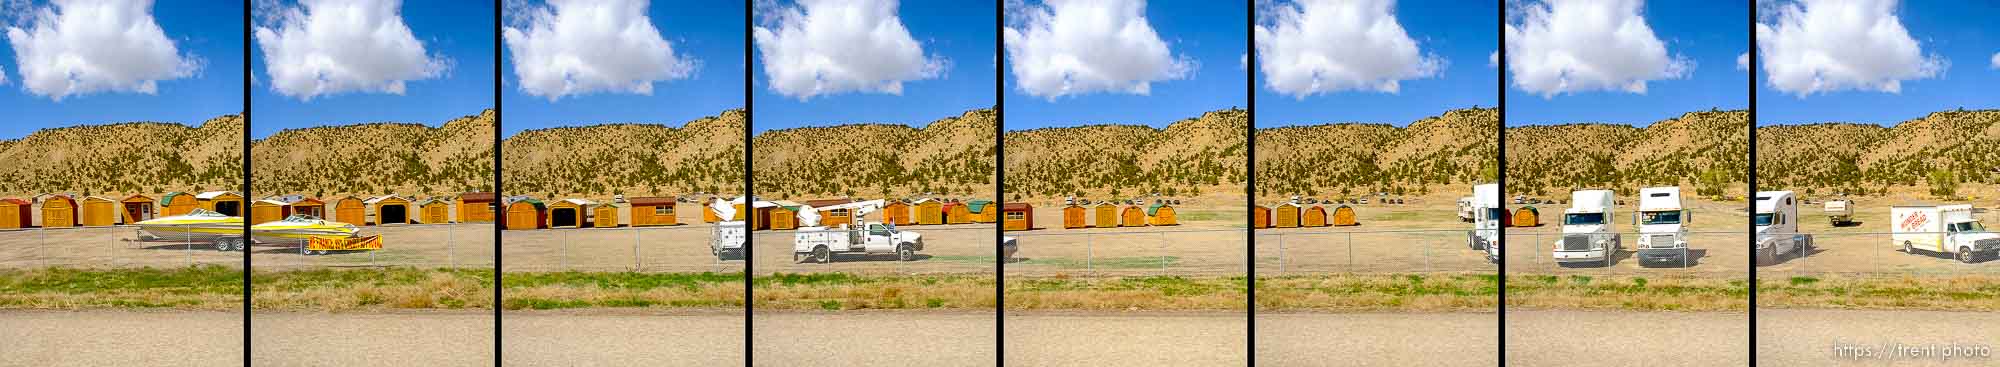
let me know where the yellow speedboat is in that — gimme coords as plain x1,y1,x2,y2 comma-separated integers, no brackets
134,209,246,251
250,214,359,244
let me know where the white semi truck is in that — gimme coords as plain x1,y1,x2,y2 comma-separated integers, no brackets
1466,184,1501,263
1634,187,1691,267
793,200,926,263
1889,205,2000,263
1553,190,1619,267
1754,191,1812,265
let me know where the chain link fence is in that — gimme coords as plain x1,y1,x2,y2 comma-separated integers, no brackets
755,225,994,275
0,225,244,269
1001,228,1246,277
499,224,744,273
1754,231,2000,277
254,223,496,269
1500,230,1749,275
1253,228,1494,274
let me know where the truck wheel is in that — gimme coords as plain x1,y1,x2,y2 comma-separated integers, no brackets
812,246,830,264
1957,247,1975,264
1757,246,1775,265
898,244,914,262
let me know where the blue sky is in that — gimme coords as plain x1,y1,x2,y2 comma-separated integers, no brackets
1004,1,1247,130
1505,0,1750,126
0,0,245,139
1757,1,2000,125
502,0,745,137
250,0,495,138
752,0,995,133
1256,1,1498,128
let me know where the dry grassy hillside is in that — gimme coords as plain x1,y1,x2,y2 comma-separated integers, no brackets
753,109,995,199
1757,109,2000,198
1004,108,1247,200
504,110,745,198
0,115,243,197
251,110,494,197
1507,110,1748,198
1255,108,1498,199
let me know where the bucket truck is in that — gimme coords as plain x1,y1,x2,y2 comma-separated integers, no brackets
794,200,926,263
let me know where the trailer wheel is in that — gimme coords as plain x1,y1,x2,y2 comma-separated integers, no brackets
230,238,246,252
213,238,231,252
897,244,914,262
812,246,831,264
1957,247,1975,264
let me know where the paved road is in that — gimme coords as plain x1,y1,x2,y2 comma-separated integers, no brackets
251,311,494,366
1507,310,1749,366
1258,312,1497,366
0,310,243,367
1758,309,2000,367
505,309,744,366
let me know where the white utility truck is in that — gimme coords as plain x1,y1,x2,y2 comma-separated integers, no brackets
1634,187,1691,267
1466,184,1502,263
793,200,925,263
1889,204,1999,263
1824,199,1854,226
1754,191,1812,265
709,197,766,260
1553,190,1619,267
1458,196,1476,222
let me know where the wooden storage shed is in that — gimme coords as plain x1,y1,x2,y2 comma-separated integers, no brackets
1301,205,1328,227
883,200,913,225
1002,203,1033,231
968,200,996,223
80,196,116,226
250,199,287,224
195,191,243,217
547,199,596,228
767,203,799,230
914,199,943,225
505,199,547,230
703,202,721,223
1514,206,1540,227
334,196,366,225
804,199,853,227
1120,205,1147,227
285,197,326,218
944,202,972,224
1094,202,1119,228
592,203,620,228
0,199,30,229
416,199,450,224
1274,202,1302,228
1500,208,1514,227
1061,203,1086,229
1147,203,1178,226
457,192,496,223
629,197,677,227
1331,205,1359,226
119,195,155,224
364,195,412,225
40,195,77,228
160,192,197,216
1252,205,1270,229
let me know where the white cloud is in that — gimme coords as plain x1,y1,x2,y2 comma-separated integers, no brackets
1989,52,1998,70
1756,0,1944,97
1489,51,1498,68
1504,0,1690,97
503,0,695,101
1254,0,1441,98
1239,53,1247,71
4,0,199,100
254,0,449,100
1004,0,1191,100
753,0,944,100
1736,52,1748,71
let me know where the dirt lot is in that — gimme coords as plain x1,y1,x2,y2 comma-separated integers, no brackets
251,223,496,269
1757,195,2000,276
504,224,743,273
1002,203,1247,276
1252,192,1495,274
1504,197,1751,276
0,226,244,269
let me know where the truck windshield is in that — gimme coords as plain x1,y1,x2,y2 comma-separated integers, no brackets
1949,222,1986,233
1753,213,1774,226
1564,213,1604,225
1485,208,1504,221
1641,211,1681,225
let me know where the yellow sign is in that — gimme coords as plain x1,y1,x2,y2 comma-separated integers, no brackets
308,235,382,251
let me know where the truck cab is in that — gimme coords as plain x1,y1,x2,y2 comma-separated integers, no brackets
1634,187,1691,267
1754,191,1811,265
1553,190,1619,267
1467,184,1501,263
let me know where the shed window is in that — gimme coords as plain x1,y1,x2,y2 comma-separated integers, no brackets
1006,212,1025,220
831,209,849,217
656,206,672,215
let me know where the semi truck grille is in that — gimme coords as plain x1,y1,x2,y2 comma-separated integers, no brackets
1645,234,1675,248
1560,235,1593,251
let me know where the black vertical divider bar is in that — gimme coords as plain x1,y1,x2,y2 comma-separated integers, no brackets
993,0,1007,365
1243,0,1257,365
743,0,756,364
1495,1,1508,365
1746,2,1759,361
492,1,505,363
241,2,253,362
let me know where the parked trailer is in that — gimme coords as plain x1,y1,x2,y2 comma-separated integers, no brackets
1754,191,1812,265
1552,190,1619,267
1890,205,2000,263
1824,200,1853,226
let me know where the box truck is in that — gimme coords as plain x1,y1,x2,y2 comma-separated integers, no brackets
1754,191,1812,265
1634,187,1690,267
1890,204,2000,263
1553,190,1619,266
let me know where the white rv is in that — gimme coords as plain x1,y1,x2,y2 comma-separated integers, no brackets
1458,196,1476,222
1553,190,1619,266
1889,205,1999,263
1823,200,1853,226
1634,187,1691,267
1753,191,1812,265
1467,184,1501,263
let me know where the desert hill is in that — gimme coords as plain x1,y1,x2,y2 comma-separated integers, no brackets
753,108,996,199
1003,108,1247,201
1756,109,2000,197
503,109,745,198
1254,108,1498,199
1506,110,1749,198
0,115,243,198
251,110,494,197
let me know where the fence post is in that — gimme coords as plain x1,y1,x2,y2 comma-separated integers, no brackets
561,230,569,271
447,224,455,268
1276,234,1285,274
1085,233,1094,276
632,226,641,272
1158,232,1168,274
1425,237,1432,272
1345,232,1353,271
183,227,192,267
